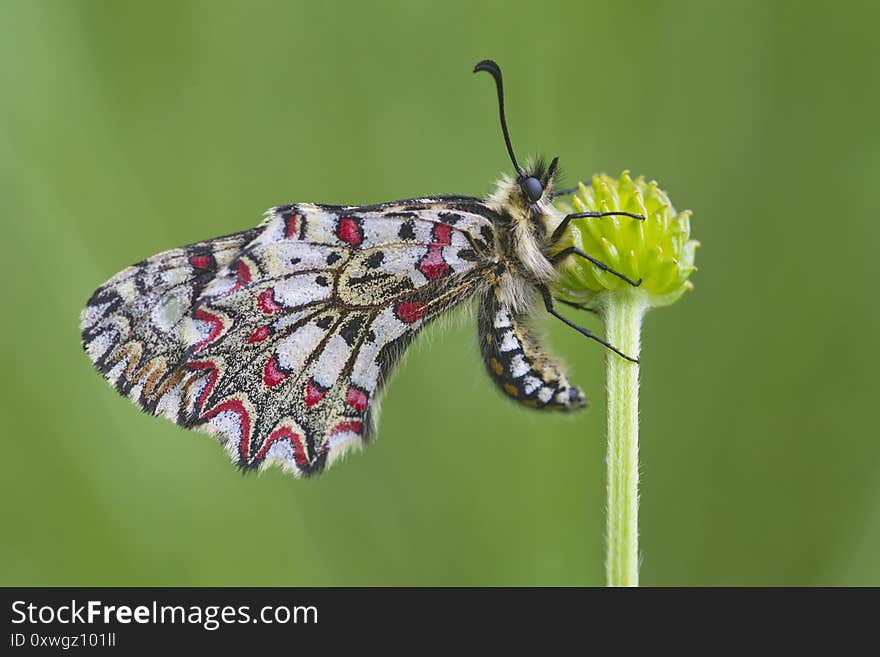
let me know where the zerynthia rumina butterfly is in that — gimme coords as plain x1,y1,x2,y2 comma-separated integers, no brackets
81,60,644,477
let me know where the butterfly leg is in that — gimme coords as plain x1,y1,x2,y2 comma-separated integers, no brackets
550,184,584,198
550,211,645,244
555,298,599,315
538,285,639,363
552,247,642,287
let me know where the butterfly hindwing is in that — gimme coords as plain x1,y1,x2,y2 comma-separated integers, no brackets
81,198,497,476
81,229,262,408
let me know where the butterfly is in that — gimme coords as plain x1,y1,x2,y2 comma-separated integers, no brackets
80,59,644,477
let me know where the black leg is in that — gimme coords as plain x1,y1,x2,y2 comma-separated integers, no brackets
550,211,645,244
538,285,639,363
552,247,642,287
551,184,582,198
555,298,599,315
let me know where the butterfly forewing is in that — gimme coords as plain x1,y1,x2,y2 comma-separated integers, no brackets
81,199,497,476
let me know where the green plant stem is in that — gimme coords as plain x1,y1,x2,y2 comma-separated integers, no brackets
603,290,647,587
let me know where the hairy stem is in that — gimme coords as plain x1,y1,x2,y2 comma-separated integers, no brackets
603,291,646,587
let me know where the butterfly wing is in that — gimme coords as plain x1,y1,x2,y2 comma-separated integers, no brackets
81,228,262,404
81,197,497,476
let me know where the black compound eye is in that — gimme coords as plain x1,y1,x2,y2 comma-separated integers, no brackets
522,176,544,203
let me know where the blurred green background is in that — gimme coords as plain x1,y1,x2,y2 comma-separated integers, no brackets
1,0,878,586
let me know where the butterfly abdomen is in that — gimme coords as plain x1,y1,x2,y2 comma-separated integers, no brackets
478,285,586,412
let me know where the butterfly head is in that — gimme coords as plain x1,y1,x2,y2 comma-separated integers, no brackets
474,60,559,210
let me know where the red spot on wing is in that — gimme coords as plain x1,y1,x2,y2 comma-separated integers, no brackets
417,223,453,280
305,379,327,408
188,360,219,412
433,223,452,246
188,254,213,270
246,325,272,344
417,253,449,280
257,288,282,313
395,301,428,324
345,386,368,413
255,426,309,466
262,354,288,387
228,260,252,293
193,308,224,353
336,216,363,246
237,260,251,282
202,398,252,462
331,421,362,436
285,213,300,239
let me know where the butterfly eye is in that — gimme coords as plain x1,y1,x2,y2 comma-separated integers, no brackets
522,176,544,203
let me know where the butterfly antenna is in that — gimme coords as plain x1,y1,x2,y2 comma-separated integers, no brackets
474,59,524,177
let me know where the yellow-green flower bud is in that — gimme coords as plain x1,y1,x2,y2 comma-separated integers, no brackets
553,171,698,308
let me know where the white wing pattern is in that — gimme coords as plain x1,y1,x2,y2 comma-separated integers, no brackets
81,197,497,476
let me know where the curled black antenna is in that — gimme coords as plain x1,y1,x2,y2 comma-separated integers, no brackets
473,59,523,177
